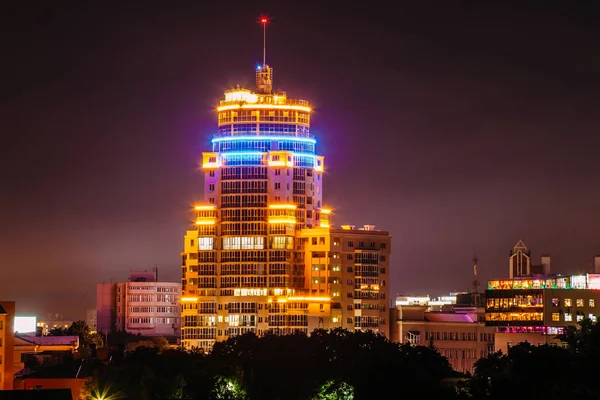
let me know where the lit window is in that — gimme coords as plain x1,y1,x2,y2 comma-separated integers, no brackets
577,314,584,322
590,314,597,322
564,299,572,307
590,299,596,307
577,299,584,307
552,313,560,321
332,317,339,323
552,298,559,306
565,313,573,322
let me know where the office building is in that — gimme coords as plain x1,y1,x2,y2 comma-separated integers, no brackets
485,241,600,352
97,270,180,338
180,25,391,351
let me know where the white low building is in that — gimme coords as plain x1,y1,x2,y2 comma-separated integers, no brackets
97,270,180,337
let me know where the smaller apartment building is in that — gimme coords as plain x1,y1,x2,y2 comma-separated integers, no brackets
391,304,495,374
97,271,181,337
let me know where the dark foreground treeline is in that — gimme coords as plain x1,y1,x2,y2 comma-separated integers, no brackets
84,323,600,400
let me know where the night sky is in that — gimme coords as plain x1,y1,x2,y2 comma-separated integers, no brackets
2,2,600,319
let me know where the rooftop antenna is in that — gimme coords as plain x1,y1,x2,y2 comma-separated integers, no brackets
260,16,268,66
256,16,273,94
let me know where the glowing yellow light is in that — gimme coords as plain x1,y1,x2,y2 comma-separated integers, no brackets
341,225,353,230
195,205,216,211
287,296,331,302
195,220,216,225
217,104,311,112
180,297,198,302
315,165,323,172
267,299,273,303
224,90,258,103
268,160,286,167
320,209,331,214
268,219,296,224
269,204,297,209
320,223,330,228
217,104,241,111
277,299,288,303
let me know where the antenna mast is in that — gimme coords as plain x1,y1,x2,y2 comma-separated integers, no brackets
260,17,268,66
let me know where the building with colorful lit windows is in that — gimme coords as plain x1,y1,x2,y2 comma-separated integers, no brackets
180,45,391,351
485,241,600,352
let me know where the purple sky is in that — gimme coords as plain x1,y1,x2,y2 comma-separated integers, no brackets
2,2,600,319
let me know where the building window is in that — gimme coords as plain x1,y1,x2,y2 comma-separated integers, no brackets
347,254,353,260
209,171,215,177
590,299,596,308
564,299,572,307
208,184,215,192
274,183,280,190
275,169,281,176
348,241,354,247
577,299,584,307
565,313,573,322
552,298,559,306
577,314,584,322
312,237,317,245
552,313,560,321
209,197,215,204
590,314,597,322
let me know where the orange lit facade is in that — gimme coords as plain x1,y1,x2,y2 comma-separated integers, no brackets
0,301,16,390
181,61,391,351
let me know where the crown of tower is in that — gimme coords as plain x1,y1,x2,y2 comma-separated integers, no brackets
256,17,273,94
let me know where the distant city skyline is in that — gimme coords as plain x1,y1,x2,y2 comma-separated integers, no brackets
2,2,600,319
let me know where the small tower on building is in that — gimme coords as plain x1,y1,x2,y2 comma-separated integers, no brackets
471,254,482,307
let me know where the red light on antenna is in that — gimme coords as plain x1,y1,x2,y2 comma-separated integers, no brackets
260,17,268,24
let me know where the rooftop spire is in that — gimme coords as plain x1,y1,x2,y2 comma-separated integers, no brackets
260,17,268,67
256,16,273,94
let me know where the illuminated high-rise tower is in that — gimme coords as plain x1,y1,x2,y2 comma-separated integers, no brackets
181,20,391,352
